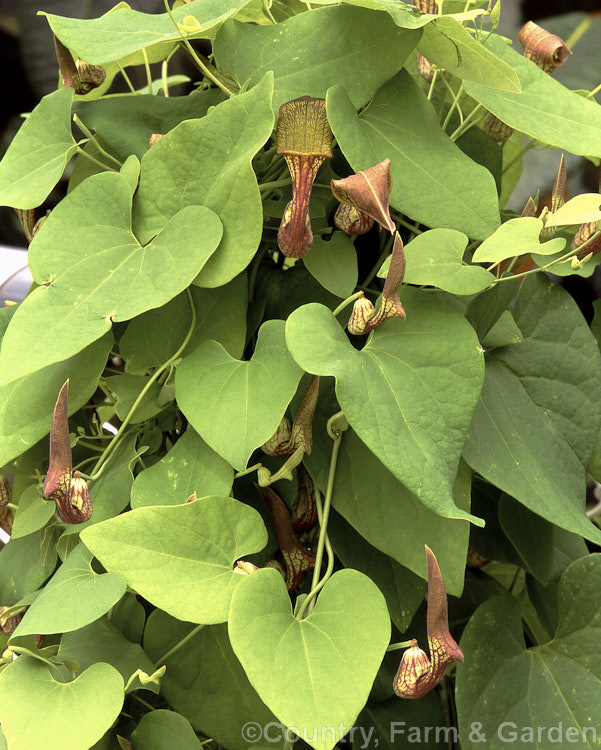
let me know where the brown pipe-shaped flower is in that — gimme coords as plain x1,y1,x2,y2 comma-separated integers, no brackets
54,36,105,95
43,380,92,524
292,464,318,533
518,21,571,73
485,23,570,143
393,546,464,699
541,154,567,239
351,233,406,336
331,159,395,235
276,97,333,258
256,484,316,591
0,473,10,509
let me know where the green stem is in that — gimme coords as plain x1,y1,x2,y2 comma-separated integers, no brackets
427,69,438,101
296,415,345,620
263,0,277,23
565,14,593,50
76,146,118,173
75,440,104,452
333,291,363,317
248,246,267,302
259,177,291,192
142,47,153,95
73,115,122,168
441,79,464,131
395,215,422,235
163,0,234,97
386,640,416,652
449,103,483,141
116,62,137,95
87,288,197,481
234,462,263,479
161,59,170,97
153,624,204,668
129,693,157,712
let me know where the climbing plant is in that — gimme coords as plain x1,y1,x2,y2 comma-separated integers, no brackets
0,1,601,748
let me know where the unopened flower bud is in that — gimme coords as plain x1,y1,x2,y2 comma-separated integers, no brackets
149,133,165,147
264,558,287,580
521,196,538,218
0,606,23,636
334,203,374,236
234,560,259,575
257,465,272,486
0,473,10,509
417,53,435,82
347,292,375,335
185,491,197,504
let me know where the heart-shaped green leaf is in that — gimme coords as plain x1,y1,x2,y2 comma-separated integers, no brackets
0,171,223,386
144,611,281,750
285,291,484,523
0,321,111,470
58,617,158,694
228,568,390,750
0,657,123,750
0,88,77,209
130,427,233,508
81,497,267,624
456,555,601,749
0,530,57,606
10,485,55,539
472,217,565,264
464,33,601,158
327,71,500,241
43,0,255,64
176,320,303,471
214,5,420,110
303,233,358,299
131,709,203,749
379,228,495,295
13,543,126,638
133,73,274,288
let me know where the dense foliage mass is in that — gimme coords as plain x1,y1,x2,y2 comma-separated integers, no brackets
1,1,601,748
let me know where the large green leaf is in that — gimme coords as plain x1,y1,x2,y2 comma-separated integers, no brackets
303,233,358,299
75,89,224,161
144,611,280,750
0,530,57,606
378,228,494,295
0,88,77,209
120,278,248,374
418,17,520,91
463,358,601,544
0,331,110,469
472,217,565,264
130,427,233,508
456,555,601,749
286,290,484,523
0,171,222,386
12,543,126,638
495,274,601,465
131,710,203,749
328,511,424,632
10,486,55,540
81,497,267,624
353,694,445,749
327,72,500,240
43,0,255,65
310,428,472,595
464,33,601,157
0,658,123,750
133,74,274,288
228,568,390,750
214,5,420,110
58,617,158,694
176,320,303,471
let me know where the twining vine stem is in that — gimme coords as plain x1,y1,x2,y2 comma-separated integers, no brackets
84,287,198,482
295,412,347,620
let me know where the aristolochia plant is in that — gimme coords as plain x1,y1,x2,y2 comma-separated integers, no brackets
1,1,601,748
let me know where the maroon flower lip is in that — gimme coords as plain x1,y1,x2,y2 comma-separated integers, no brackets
393,546,464,699
276,97,333,258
